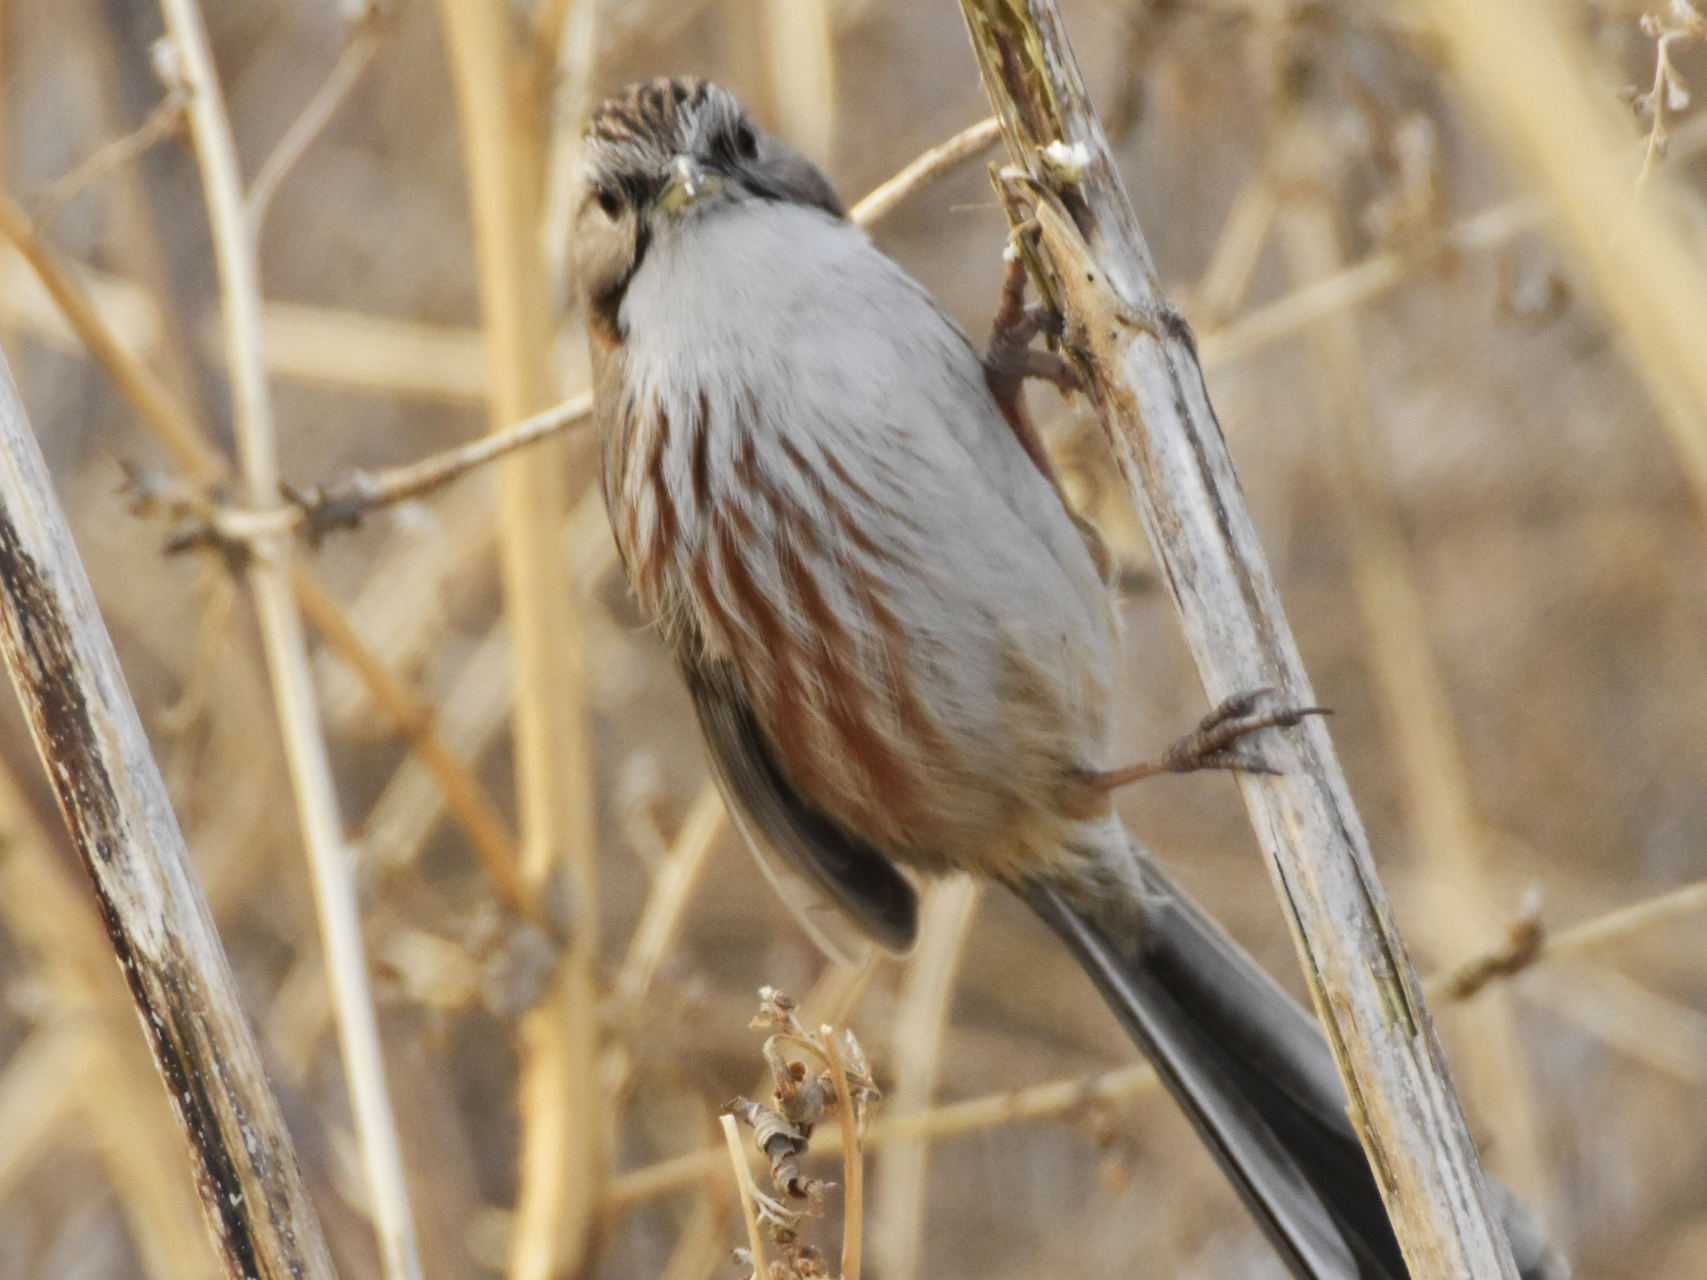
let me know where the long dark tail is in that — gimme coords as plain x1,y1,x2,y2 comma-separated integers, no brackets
1015,826,1567,1280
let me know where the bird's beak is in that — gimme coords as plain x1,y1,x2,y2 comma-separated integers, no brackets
659,154,720,212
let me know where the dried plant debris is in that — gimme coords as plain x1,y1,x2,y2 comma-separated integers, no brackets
1632,1,1706,181
723,988,877,1280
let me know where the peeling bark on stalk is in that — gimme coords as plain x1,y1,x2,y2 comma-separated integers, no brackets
0,347,338,1280
957,4,1521,1277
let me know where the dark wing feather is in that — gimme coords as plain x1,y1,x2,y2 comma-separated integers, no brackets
684,654,918,952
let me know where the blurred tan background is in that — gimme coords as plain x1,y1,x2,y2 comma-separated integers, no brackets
2,1,1706,1279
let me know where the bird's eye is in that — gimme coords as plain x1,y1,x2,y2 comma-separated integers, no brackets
735,122,758,159
596,186,623,217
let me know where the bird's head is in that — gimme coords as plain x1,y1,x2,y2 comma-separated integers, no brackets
570,78,843,330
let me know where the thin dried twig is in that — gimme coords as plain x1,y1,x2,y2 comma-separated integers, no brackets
1431,876,1707,1002
0,347,337,1280
847,117,1001,226
601,1060,1161,1215
959,3,1518,1274
245,15,385,231
31,83,188,229
155,4,424,1278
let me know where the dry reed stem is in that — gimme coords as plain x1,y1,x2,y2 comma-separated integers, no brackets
960,3,1517,1275
873,881,978,1280
431,1,603,1275
1417,0,1707,518
155,3,423,1277
1273,150,1550,1207
819,1025,863,1280
601,1060,1162,1214
538,0,599,295
0,347,336,1280
720,1112,771,1280
0,176,523,930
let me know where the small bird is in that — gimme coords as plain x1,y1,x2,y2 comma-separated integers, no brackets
571,77,1563,1280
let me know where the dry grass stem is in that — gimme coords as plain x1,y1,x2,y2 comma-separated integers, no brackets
156,1,424,1276
1199,193,1550,371
0,170,519,927
1419,0,1707,519
612,781,727,1007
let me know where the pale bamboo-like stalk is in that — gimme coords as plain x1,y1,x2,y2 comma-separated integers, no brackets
762,0,835,167
1273,141,1550,1208
431,2,603,1278
0,346,337,1280
873,881,979,1280
958,3,1518,1276
153,5,424,1279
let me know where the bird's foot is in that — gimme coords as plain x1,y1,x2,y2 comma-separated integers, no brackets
984,255,1081,401
1091,689,1331,791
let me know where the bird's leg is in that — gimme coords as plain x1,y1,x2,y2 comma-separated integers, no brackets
984,255,1080,407
1091,690,1332,791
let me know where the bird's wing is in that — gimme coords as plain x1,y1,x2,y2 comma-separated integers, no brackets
684,653,919,956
